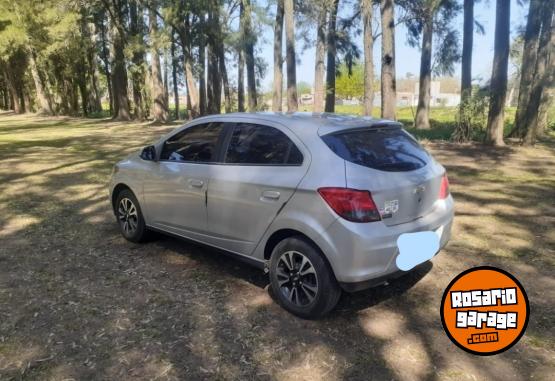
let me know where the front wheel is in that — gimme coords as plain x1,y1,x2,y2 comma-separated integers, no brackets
115,189,148,243
269,236,341,319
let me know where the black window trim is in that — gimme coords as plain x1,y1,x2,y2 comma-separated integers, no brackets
218,122,304,167
158,121,227,165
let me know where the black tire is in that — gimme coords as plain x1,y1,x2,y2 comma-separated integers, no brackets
269,236,341,319
114,189,149,243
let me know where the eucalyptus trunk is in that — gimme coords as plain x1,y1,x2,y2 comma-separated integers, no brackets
199,24,207,115
380,0,396,120
149,8,169,123
313,8,327,113
324,0,339,113
485,0,511,146
27,49,53,115
511,0,543,137
415,16,433,129
219,49,232,113
171,34,180,119
130,2,146,120
111,26,131,121
362,0,374,116
284,0,298,111
242,0,257,111
238,48,245,112
273,0,284,112
177,20,200,118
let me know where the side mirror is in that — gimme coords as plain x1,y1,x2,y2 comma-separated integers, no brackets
140,145,157,161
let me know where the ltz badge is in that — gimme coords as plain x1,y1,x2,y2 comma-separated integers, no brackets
380,199,399,218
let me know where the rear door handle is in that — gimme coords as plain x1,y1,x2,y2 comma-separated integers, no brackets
261,190,280,200
189,179,204,188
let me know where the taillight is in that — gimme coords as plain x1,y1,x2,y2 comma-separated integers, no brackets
439,174,450,199
317,187,381,223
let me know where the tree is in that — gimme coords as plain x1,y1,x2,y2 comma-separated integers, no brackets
273,0,284,111
380,0,396,119
324,0,339,112
313,4,327,113
485,0,511,146
170,32,180,119
452,0,475,142
129,1,147,120
522,0,554,144
511,0,545,137
284,0,298,111
362,0,374,116
149,6,168,123
241,0,257,111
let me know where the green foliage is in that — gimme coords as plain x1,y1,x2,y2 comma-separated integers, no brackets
297,81,311,95
335,62,364,99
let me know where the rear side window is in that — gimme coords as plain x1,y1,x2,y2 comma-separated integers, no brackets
321,127,429,171
160,122,223,163
224,123,303,165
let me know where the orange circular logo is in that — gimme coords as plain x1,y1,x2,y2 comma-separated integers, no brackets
440,266,529,355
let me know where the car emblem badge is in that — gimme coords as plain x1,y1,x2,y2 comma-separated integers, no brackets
380,199,399,218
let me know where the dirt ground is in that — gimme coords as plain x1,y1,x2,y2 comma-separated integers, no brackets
0,112,554,381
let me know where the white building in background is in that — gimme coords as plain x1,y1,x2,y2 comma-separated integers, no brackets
373,81,460,108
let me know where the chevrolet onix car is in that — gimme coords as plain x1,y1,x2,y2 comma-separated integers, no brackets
109,113,454,318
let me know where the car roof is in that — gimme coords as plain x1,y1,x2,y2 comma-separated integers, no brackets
192,112,401,137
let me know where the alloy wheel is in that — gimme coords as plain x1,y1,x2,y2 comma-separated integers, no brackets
118,197,138,236
276,250,319,307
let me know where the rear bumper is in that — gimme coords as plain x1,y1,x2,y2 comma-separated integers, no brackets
315,196,454,284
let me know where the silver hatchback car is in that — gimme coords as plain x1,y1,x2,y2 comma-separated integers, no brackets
109,113,454,318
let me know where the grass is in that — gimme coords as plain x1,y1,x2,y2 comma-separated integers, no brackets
0,111,554,380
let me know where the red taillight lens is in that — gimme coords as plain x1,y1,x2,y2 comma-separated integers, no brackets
439,174,450,199
318,187,381,223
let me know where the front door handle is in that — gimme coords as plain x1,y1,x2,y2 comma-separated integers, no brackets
189,179,204,188
261,190,280,200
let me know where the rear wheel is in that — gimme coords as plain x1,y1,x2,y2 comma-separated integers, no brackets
269,236,341,319
115,189,148,243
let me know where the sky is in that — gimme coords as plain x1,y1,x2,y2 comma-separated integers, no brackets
253,0,527,91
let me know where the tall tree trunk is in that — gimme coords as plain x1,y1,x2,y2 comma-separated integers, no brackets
380,0,396,119
129,1,146,120
273,0,284,112
284,0,298,111
415,16,433,129
111,23,131,121
512,0,543,137
177,23,200,118
4,67,22,113
485,0,511,146
523,1,554,145
207,8,222,115
460,0,474,104
242,0,258,111
219,49,232,113
87,22,103,113
199,22,207,115
149,8,169,123
362,0,374,116
238,48,245,112
313,8,327,113
324,0,339,112
98,17,113,115
28,49,53,115
171,34,180,119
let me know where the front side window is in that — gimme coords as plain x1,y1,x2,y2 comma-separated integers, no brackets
160,122,223,163
224,123,303,165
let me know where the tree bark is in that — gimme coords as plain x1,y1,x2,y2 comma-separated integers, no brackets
98,16,113,115
171,34,180,119
512,0,543,136
284,0,298,112
242,0,258,111
177,19,200,118
28,49,53,115
415,16,433,129
129,2,146,120
362,0,374,116
219,49,232,113
207,7,222,115
313,7,327,113
199,22,207,116
523,1,554,144
238,48,245,112
3,66,22,113
485,0,511,146
149,8,169,123
273,0,284,111
380,0,396,120
324,0,339,113
111,23,131,120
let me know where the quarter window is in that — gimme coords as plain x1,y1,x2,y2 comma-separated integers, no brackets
225,123,303,165
160,123,223,163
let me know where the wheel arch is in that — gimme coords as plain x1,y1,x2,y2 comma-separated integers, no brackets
111,183,133,213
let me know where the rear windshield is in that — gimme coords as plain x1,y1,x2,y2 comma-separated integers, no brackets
321,126,429,172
